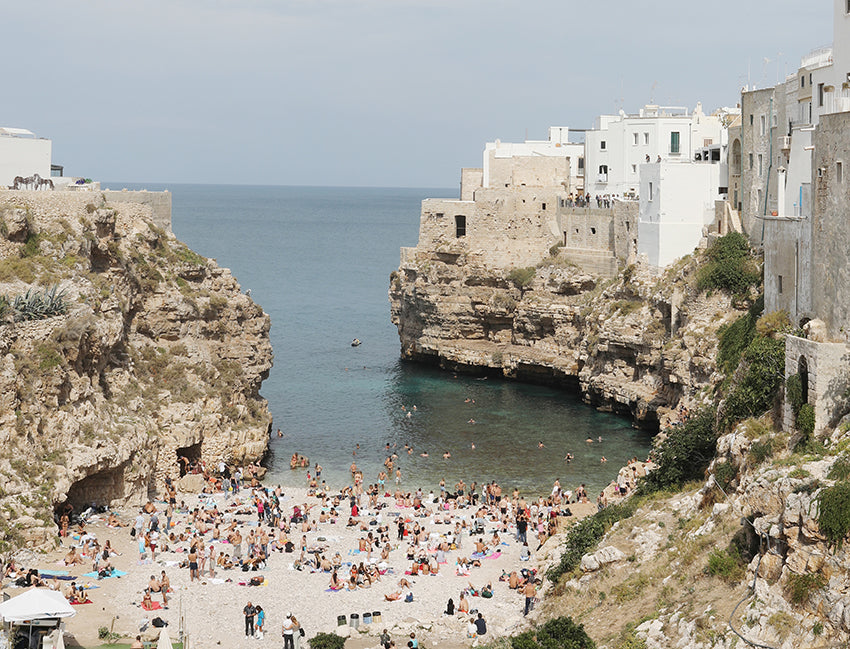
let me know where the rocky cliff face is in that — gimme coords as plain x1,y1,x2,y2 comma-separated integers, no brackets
390,250,741,429
0,192,272,549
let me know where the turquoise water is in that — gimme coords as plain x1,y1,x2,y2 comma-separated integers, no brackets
104,184,653,496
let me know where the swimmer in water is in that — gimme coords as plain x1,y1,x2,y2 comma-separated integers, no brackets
538,442,545,448
471,443,476,450
442,451,451,459
564,453,573,463
598,436,602,443
468,419,476,425
586,438,594,444
406,412,412,418
600,456,607,463
277,428,283,438
420,452,429,458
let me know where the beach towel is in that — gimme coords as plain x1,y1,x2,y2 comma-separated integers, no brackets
39,569,71,577
142,601,163,611
486,552,502,560
71,599,93,605
82,570,127,579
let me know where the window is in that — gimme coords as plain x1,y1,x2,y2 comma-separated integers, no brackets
670,131,680,154
760,115,766,135
749,153,754,170
649,182,654,201
818,83,825,107
631,164,637,173
758,154,763,176
633,133,639,145
750,114,754,126
839,161,844,184
703,138,713,147
455,215,466,238
578,157,585,171
643,132,649,144
778,275,783,294
435,212,444,218
801,76,805,88
541,202,546,211
590,227,597,235
600,140,607,150
846,0,849,14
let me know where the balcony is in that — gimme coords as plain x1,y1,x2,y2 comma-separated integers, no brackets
596,174,608,184
779,136,791,151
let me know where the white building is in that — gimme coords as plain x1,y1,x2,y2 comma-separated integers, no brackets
0,128,52,188
584,104,725,199
483,127,584,193
638,161,722,268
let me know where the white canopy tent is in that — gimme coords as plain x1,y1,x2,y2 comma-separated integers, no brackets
0,590,75,649
0,590,75,623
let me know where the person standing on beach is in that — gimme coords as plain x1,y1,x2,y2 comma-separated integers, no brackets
282,613,295,649
243,601,256,637
523,580,537,616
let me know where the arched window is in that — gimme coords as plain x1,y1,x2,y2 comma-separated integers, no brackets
798,356,809,405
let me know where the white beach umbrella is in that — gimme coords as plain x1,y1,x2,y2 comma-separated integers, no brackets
156,627,173,649
54,629,66,649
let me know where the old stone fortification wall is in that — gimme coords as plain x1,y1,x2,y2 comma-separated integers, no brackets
812,111,850,341
487,150,570,188
783,335,850,433
0,188,172,232
418,187,565,268
460,168,483,201
0,191,270,548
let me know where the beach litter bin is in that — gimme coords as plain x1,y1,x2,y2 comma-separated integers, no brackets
362,612,372,625
372,611,382,624
350,613,359,629
337,615,347,627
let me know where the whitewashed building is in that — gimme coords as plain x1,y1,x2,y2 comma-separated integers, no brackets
0,128,52,188
637,161,722,268
584,104,725,199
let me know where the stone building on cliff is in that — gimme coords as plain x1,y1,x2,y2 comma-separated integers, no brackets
735,0,850,434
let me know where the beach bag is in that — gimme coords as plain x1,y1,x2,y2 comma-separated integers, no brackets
152,617,167,628
299,628,305,637
404,593,413,603
130,528,136,538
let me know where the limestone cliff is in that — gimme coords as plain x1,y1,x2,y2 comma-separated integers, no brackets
0,191,272,549
390,249,742,429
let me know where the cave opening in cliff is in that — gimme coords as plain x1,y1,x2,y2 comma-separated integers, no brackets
177,441,202,476
55,464,126,522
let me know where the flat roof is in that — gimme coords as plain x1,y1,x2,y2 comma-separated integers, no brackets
0,127,36,137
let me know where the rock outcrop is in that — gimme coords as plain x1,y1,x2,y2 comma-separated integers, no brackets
390,249,741,428
0,191,272,549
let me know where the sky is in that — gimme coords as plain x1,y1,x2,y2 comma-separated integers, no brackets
3,1,834,187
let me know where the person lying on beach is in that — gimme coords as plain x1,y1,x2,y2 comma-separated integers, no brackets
64,548,84,566
329,570,344,590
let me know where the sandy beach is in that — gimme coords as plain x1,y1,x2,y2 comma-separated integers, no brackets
2,473,630,648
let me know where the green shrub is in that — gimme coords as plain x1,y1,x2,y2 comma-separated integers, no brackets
11,285,68,321
308,633,345,649
797,403,815,437
510,616,596,649
786,373,804,416
638,408,718,495
714,461,737,491
748,437,778,465
816,481,850,549
696,232,761,295
547,501,638,582
720,335,784,431
508,267,536,288
549,242,564,257
717,295,762,375
785,572,827,606
828,455,850,481
788,468,811,480
756,310,792,337
706,547,745,583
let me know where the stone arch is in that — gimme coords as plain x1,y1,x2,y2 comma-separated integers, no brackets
731,139,742,170
798,355,809,405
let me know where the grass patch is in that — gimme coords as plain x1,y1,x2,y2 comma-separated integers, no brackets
785,572,827,606
816,481,850,550
508,266,536,288
706,547,745,583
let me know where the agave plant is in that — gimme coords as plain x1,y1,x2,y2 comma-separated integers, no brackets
12,285,68,322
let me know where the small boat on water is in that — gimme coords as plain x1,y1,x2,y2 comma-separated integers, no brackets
351,338,362,347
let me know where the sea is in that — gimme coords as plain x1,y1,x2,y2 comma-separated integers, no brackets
103,183,654,498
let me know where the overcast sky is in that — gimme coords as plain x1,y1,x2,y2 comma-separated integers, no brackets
4,1,833,187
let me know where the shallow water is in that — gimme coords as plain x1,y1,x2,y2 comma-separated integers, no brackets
105,183,653,497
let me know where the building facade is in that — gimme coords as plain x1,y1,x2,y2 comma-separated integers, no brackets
0,128,52,188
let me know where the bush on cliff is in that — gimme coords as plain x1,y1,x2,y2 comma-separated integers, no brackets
638,407,719,495
717,295,763,376
719,335,785,431
546,500,638,583
508,266,536,289
816,481,850,550
509,616,596,649
696,232,761,296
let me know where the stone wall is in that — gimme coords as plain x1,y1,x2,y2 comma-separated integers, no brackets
762,215,813,325
487,149,570,189
460,168,483,201
0,188,172,233
416,188,565,269
553,201,638,276
740,88,776,240
811,111,850,341
784,335,850,433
